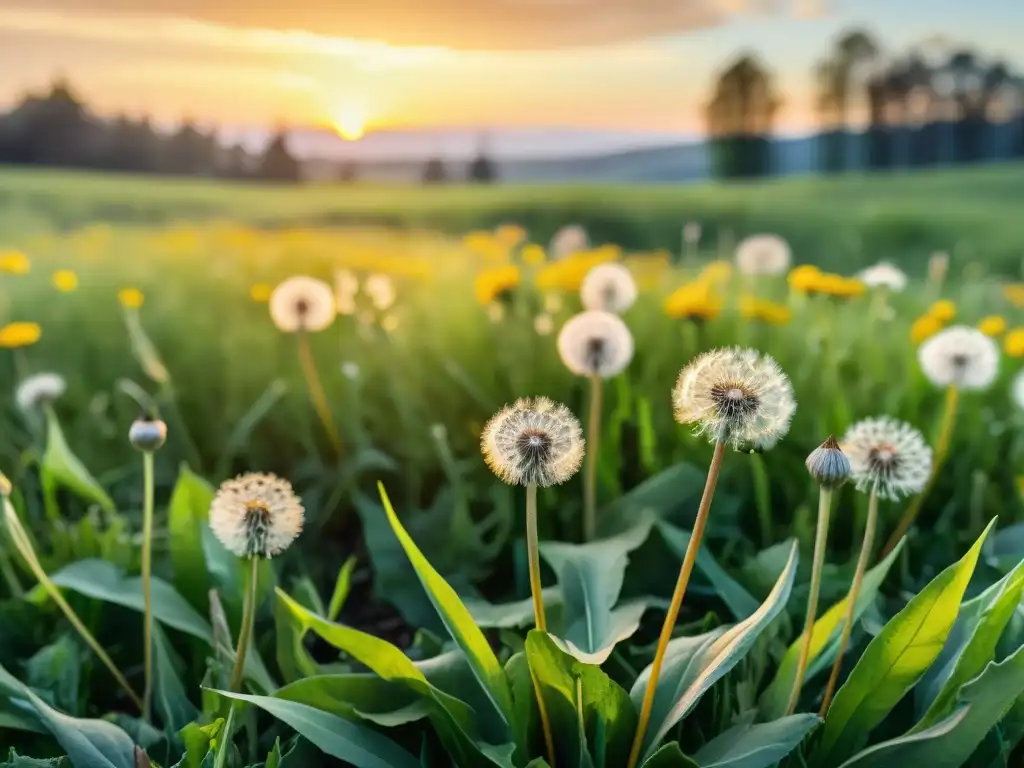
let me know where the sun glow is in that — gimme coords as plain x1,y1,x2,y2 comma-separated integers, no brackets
332,105,367,141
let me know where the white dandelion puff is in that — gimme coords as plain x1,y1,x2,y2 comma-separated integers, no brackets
269,276,336,333
684,222,702,245
365,273,396,311
858,261,908,292
672,347,795,450
209,472,304,559
580,263,638,314
918,325,999,390
549,224,589,261
557,310,634,379
15,373,66,411
341,361,361,381
734,234,792,276
334,269,359,302
481,397,584,487
840,416,933,500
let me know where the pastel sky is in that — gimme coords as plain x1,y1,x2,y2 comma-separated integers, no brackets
1,0,1022,142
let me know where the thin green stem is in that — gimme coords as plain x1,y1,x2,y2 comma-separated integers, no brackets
0,537,24,598
584,374,603,542
297,332,343,457
141,450,155,722
627,439,727,768
820,483,879,717
785,486,833,715
228,555,259,693
881,385,958,558
2,497,143,711
526,483,545,632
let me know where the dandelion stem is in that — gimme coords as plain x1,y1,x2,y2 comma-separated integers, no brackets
881,385,958,558
627,439,726,768
140,449,155,722
530,662,558,768
228,556,259,693
526,483,546,632
297,331,343,457
820,482,878,717
2,496,143,711
584,374,603,542
786,486,833,716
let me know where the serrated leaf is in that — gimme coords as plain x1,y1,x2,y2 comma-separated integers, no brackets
815,520,994,767
692,714,821,768
759,539,905,721
41,408,114,513
167,465,215,613
211,689,420,768
632,541,799,763
837,643,1024,768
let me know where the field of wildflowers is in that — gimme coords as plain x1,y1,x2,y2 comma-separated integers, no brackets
4,170,1024,766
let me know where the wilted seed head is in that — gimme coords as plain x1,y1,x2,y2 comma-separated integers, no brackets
269,276,337,333
15,372,66,412
129,415,167,452
580,263,638,314
673,347,795,450
209,472,304,559
481,396,584,487
805,435,852,488
918,325,999,390
840,416,933,500
557,310,634,379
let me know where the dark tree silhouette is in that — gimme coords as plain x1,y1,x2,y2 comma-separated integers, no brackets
258,131,301,182
468,134,497,183
338,161,359,183
815,30,880,172
705,53,780,178
422,156,447,184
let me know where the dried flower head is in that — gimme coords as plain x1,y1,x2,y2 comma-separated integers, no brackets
15,372,66,411
557,310,634,379
269,276,336,333
918,325,999,390
805,435,852,489
858,262,908,292
840,416,932,500
481,397,584,487
209,472,304,559
580,263,638,314
673,347,795,450
734,234,792,276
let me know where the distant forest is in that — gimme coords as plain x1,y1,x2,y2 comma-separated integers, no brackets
0,28,1021,184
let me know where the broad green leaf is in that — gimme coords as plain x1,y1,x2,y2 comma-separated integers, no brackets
913,555,1024,732
988,523,1024,573
153,623,198,733
815,520,994,767
641,743,700,768
41,408,114,513
837,643,1024,768
0,660,134,768
759,539,905,720
25,634,80,715
274,582,321,684
171,720,223,768
692,714,821,768
657,521,760,620
211,689,420,768
539,517,654,663
378,482,514,730
465,588,564,629
525,630,638,768
327,556,358,622
598,462,707,537
167,464,215,613
273,674,428,727
633,541,798,764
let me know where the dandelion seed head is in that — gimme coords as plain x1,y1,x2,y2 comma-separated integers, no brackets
840,416,932,500
269,276,336,333
580,263,638,314
734,234,791,276
673,347,795,450
918,325,999,390
557,310,634,379
858,261,908,292
15,373,66,412
209,472,304,559
129,416,167,452
805,434,852,489
481,396,584,487
549,224,589,261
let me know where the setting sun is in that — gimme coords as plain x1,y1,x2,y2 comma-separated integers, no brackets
332,105,368,141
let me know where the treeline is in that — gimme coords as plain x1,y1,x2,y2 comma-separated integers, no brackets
708,29,1024,178
0,80,302,182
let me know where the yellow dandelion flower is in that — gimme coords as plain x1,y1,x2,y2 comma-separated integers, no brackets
0,251,30,275
740,296,792,325
910,314,944,344
977,315,1007,337
495,224,527,249
928,299,956,322
118,288,145,310
0,322,42,348
813,273,866,298
474,265,520,305
664,282,722,320
787,264,822,294
1003,284,1024,308
521,244,546,266
250,283,272,302
1005,328,1024,358
51,270,78,293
